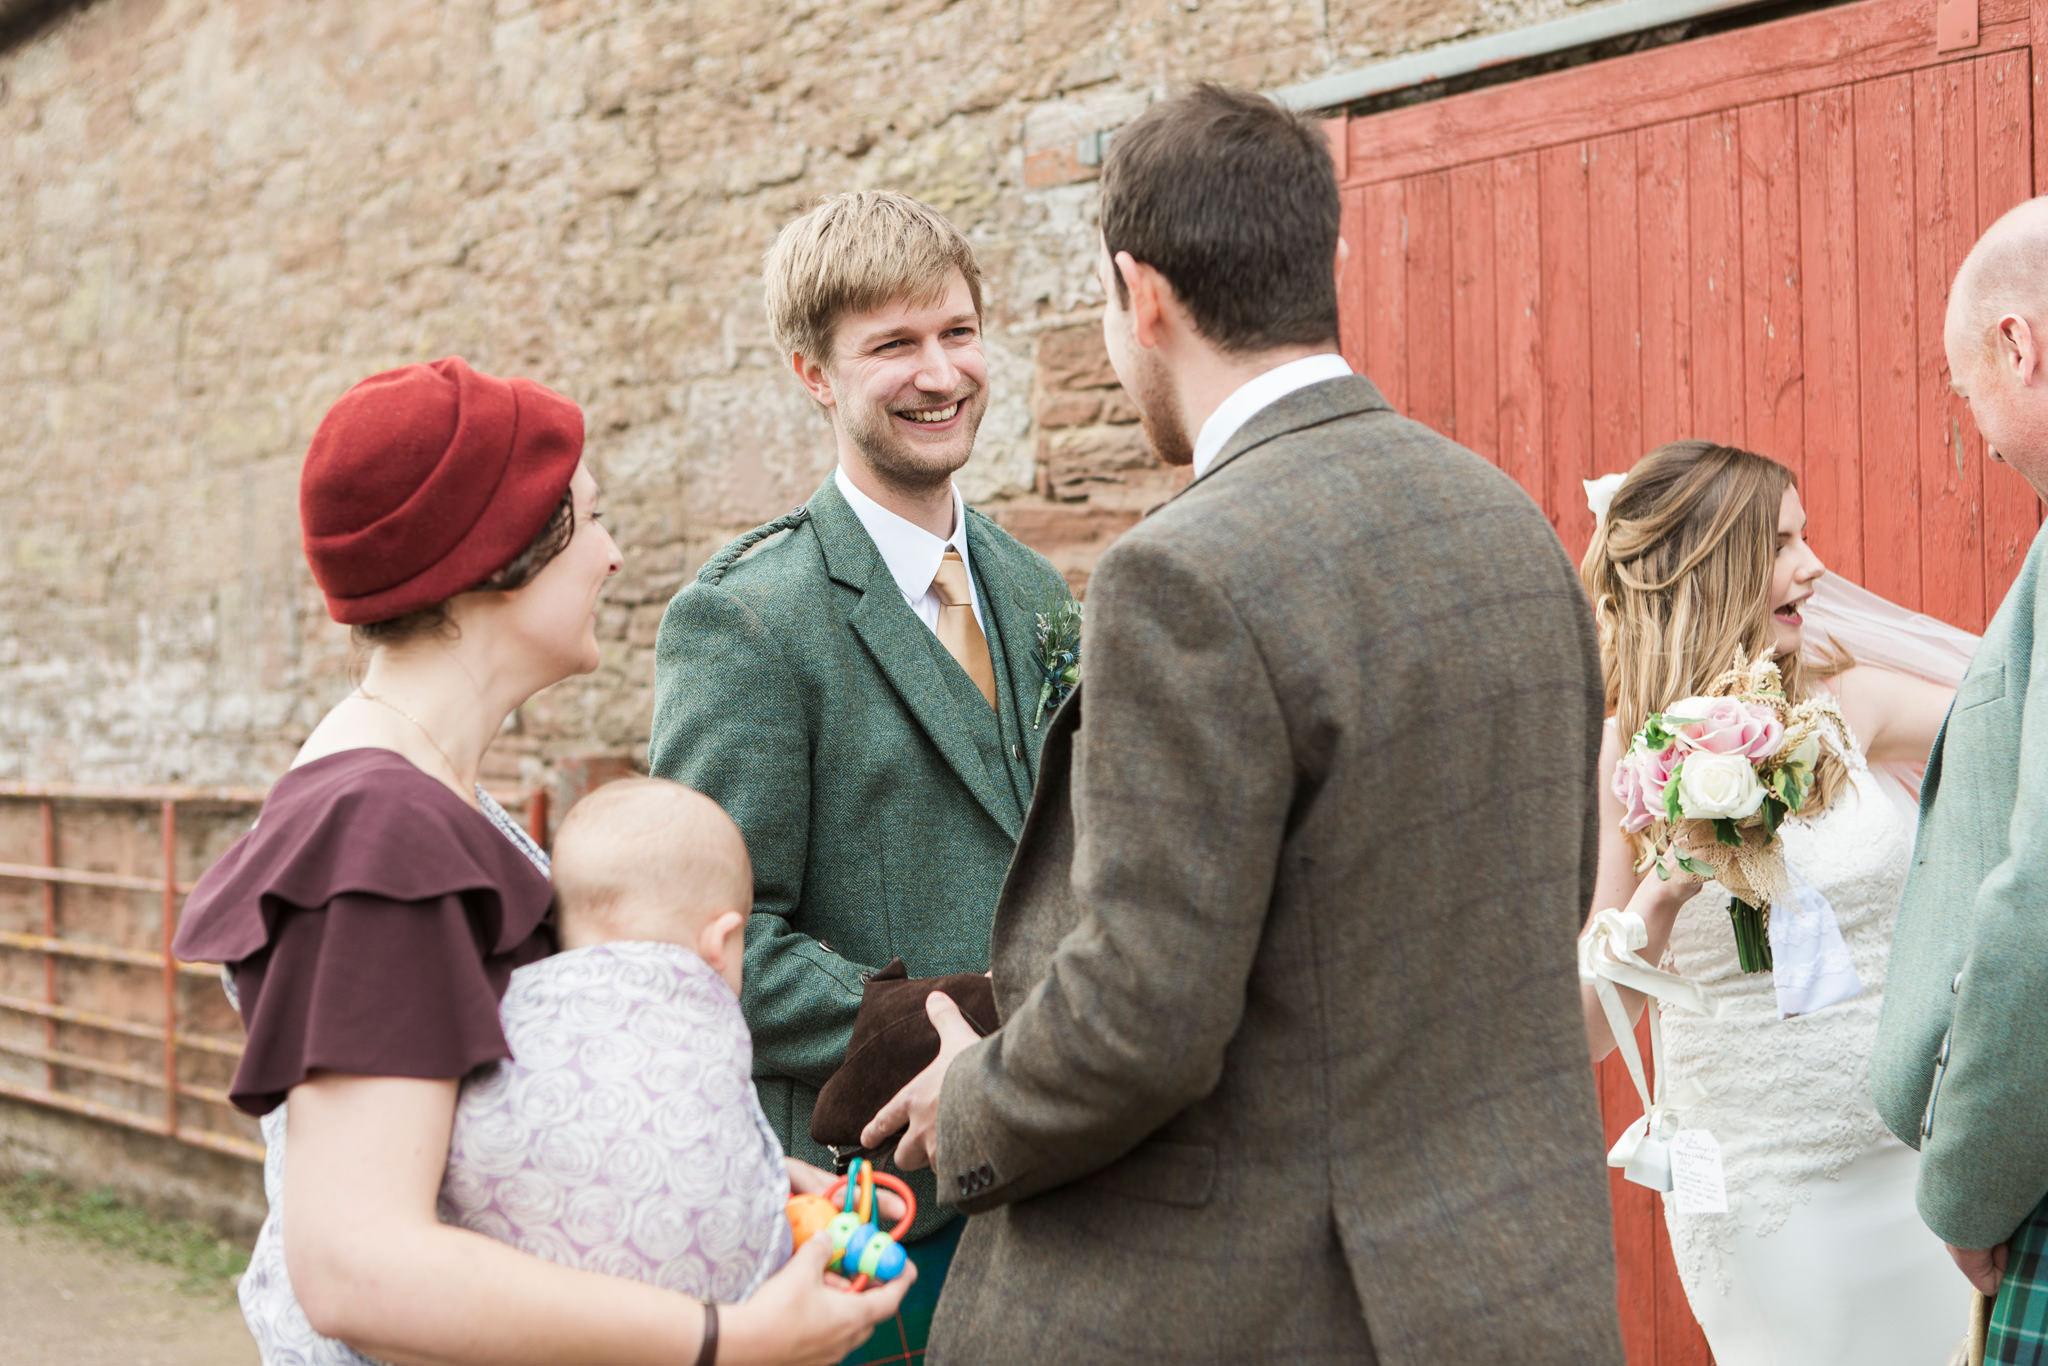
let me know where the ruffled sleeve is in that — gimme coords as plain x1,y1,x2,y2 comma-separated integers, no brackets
174,750,555,1115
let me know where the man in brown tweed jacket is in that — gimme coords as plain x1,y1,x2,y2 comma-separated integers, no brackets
866,84,1624,1364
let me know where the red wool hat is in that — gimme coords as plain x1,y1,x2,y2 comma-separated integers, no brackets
300,357,584,625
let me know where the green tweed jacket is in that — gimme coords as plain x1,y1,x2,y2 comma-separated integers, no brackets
1873,528,2048,1251
648,474,1071,1241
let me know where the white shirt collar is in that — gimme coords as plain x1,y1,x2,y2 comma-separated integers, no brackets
1190,353,1353,479
833,466,974,604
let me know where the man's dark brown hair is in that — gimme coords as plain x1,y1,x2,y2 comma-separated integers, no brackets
1099,83,1341,353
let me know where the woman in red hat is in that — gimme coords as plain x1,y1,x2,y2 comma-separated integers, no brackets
175,358,910,1365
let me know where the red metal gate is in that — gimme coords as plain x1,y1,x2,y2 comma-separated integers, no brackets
0,782,555,1167
1328,1,2046,1359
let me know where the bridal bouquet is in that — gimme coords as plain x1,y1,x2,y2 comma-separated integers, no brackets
1612,653,1838,972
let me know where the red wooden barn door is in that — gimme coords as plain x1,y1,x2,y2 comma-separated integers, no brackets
1330,1,2047,1361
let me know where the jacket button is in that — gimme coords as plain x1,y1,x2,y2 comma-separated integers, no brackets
1953,971,1963,994
1938,1035,1952,1065
957,1174,970,1195
1011,742,1024,762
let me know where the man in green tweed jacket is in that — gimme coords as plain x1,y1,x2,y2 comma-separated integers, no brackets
648,191,1071,1359
1872,196,2048,1361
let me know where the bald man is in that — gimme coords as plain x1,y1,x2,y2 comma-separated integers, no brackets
1873,195,2048,1353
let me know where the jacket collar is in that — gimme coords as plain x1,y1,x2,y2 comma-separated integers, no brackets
1184,372,1392,494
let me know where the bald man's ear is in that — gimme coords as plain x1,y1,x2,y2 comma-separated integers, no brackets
1996,314,2042,388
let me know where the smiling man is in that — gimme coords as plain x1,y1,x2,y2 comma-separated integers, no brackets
648,191,1072,1363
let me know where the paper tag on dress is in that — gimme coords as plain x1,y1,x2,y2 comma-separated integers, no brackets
1669,1129,1729,1215
1770,880,1864,1019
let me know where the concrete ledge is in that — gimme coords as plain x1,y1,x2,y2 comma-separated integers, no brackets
0,1097,265,1241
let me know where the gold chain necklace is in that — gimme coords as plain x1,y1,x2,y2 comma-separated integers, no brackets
352,689,468,789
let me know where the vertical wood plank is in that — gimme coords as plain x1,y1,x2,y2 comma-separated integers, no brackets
1339,186,1369,372
1739,98,1805,481
1914,60,1987,633
1689,110,1747,443
1855,75,1922,610
1450,162,1501,466
1979,49,2043,610
1497,152,1548,509
1597,1043,1658,1366
1652,1194,1714,1366
1590,132,1644,482
1406,172,1457,440
1799,88,1865,585
1639,121,1693,449
1543,143,1596,554
2035,4,2048,202
1363,180,1409,413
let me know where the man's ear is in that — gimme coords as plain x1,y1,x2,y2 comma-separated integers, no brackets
792,351,836,408
1114,251,1171,351
1334,236,1352,295
1999,314,2041,388
696,909,746,974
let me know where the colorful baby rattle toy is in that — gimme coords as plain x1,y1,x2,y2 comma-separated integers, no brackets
786,1157,917,1292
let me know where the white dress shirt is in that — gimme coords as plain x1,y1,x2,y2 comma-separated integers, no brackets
1189,352,1354,480
834,466,985,634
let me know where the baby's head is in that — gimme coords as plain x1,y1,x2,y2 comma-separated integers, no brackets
549,778,752,993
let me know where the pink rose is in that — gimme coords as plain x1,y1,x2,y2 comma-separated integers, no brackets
1667,696,1784,760
1613,744,1680,833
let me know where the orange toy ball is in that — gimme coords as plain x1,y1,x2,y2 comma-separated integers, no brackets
787,1193,839,1248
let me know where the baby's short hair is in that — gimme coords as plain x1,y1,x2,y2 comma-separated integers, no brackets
550,778,751,945
762,190,984,364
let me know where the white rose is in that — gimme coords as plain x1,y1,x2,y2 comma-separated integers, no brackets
1675,751,1767,821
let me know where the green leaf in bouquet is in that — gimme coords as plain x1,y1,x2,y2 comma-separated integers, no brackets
1677,853,1715,878
1760,794,1787,839
1714,817,1743,848
1663,764,1686,824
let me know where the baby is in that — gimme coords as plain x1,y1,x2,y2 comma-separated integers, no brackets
437,777,794,1302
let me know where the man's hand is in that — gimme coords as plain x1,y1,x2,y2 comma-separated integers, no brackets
1947,1241,2010,1297
860,992,981,1171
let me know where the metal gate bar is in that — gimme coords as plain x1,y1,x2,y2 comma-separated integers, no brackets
0,780,546,1168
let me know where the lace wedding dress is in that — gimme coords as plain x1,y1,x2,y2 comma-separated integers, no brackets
1657,727,1960,1364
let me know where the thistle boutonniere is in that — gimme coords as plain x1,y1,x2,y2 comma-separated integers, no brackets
1032,596,1083,728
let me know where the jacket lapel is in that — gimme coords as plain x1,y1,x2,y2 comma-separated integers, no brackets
809,478,1024,840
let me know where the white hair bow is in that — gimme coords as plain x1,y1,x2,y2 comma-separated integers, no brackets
1584,472,1628,526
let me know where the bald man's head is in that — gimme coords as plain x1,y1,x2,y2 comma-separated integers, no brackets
550,779,752,986
1946,197,2048,492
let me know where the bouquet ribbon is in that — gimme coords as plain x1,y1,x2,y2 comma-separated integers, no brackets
1579,909,1712,1190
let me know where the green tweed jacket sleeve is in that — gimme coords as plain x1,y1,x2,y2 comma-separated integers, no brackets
649,572,872,1088
1875,534,2048,1249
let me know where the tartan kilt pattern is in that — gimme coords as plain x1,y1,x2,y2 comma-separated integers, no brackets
1989,1193,2048,1363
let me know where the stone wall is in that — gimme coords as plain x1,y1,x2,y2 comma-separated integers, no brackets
1,0,1623,796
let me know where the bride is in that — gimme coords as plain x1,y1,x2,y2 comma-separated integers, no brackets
1578,440,1971,1364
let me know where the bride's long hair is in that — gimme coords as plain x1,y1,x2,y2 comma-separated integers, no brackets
1581,440,1849,819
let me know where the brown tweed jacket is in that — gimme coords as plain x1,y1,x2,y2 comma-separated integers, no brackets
928,375,1623,1365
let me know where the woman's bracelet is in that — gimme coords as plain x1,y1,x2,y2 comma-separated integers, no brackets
693,1299,718,1366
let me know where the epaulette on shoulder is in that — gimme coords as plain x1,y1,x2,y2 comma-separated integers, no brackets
697,505,811,585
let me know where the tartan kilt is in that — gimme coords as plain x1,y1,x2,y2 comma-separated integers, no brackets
838,1215,964,1366
1989,1192,2048,1363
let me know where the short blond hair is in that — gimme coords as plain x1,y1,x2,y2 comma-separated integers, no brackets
762,191,984,363
550,778,752,948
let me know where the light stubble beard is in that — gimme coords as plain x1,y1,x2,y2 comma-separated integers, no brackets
842,384,989,496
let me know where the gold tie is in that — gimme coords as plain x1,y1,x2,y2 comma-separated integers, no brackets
930,549,996,708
